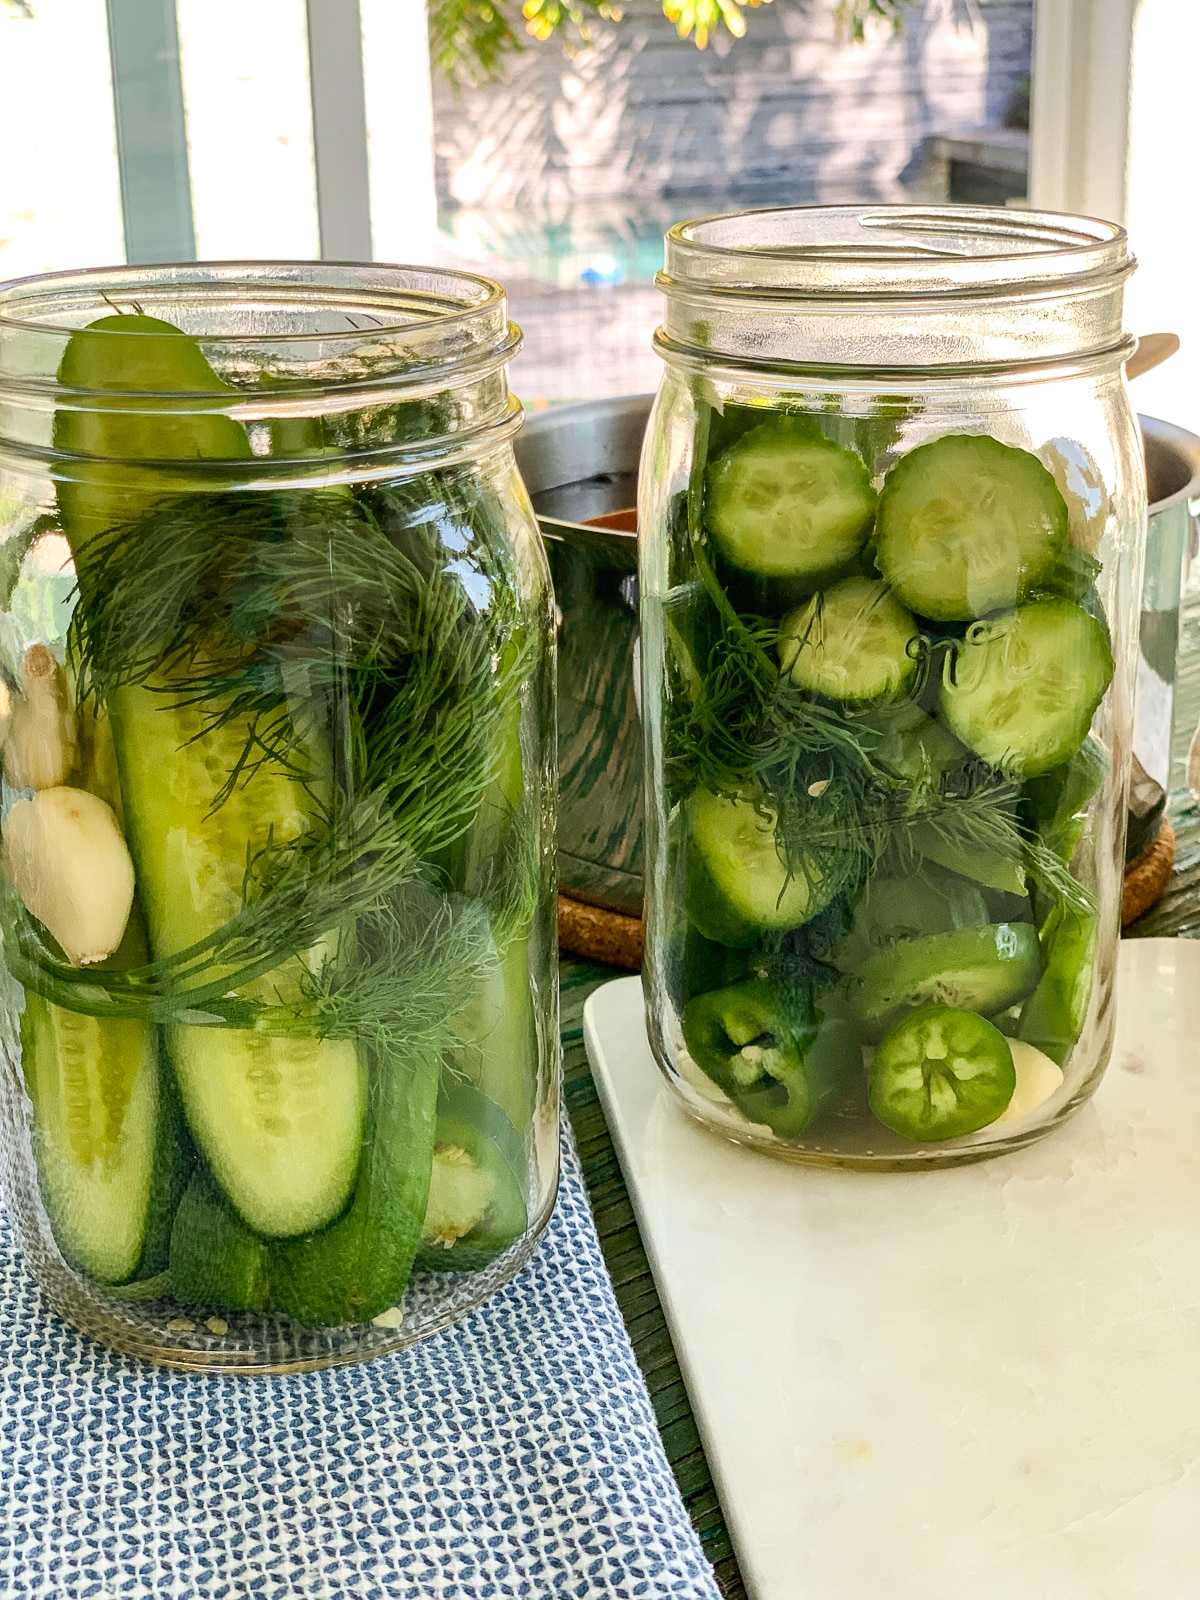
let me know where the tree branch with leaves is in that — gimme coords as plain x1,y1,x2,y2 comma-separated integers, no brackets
430,0,917,87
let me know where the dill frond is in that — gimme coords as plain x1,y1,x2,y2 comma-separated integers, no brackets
30,462,541,1037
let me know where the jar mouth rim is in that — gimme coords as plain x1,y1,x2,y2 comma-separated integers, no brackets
663,204,1131,296
0,259,508,344
0,261,521,467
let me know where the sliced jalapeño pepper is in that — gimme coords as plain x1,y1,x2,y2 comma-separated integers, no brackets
416,1079,528,1273
1017,903,1097,1065
848,922,1041,1040
1022,738,1108,864
681,979,820,1138
869,1004,1016,1142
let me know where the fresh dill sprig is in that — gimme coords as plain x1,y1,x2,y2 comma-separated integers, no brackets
666,393,1096,929
5,794,419,1018
68,465,532,840
31,462,540,1037
665,423,898,903
890,779,1095,919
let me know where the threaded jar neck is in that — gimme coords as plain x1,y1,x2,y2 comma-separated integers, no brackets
0,262,521,480
656,205,1135,378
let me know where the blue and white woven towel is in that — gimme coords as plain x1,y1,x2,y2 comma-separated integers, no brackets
0,1125,722,1600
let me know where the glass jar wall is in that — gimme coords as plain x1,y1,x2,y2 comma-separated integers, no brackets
639,207,1145,1168
0,263,558,1369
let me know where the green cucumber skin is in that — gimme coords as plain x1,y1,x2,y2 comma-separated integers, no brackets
779,578,920,705
105,683,368,1240
1022,739,1109,864
169,1042,445,1324
680,927,758,1005
1017,905,1097,1065
20,992,161,1286
54,314,252,549
849,922,1042,1040
906,820,1027,897
685,835,764,948
447,936,537,1142
129,1060,194,1280
440,677,540,1145
833,870,990,975
687,789,828,942
170,1169,272,1312
271,1042,441,1327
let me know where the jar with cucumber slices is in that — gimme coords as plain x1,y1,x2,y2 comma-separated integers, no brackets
0,264,558,1368
640,206,1145,1167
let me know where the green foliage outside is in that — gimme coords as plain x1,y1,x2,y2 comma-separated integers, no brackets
431,0,918,88
1,0,917,89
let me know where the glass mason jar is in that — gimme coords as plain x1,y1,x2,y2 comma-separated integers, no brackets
0,262,558,1369
639,206,1145,1168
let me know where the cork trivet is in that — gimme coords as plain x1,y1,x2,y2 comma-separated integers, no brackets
558,894,644,970
584,508,638,533
1122,815,1176,928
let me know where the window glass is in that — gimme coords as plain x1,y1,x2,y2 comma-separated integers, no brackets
1125,0,1200,436
0,1,124,278
176,0,318,259
360,0,438,264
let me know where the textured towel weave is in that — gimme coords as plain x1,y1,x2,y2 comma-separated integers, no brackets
0,1125,721,1600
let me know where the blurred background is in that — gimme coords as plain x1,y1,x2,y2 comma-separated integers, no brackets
0,0,1193,423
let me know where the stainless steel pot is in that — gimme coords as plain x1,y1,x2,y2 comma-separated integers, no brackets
1137,416,1200,782
518,399,1200,914
517,399,647,916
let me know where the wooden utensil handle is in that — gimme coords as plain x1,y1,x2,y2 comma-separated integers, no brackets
1127,332,1181,381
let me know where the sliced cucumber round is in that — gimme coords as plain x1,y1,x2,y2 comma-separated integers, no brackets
705,419,876,586
849,921,1042,1039
938,598,1113,779
687,788,827,944
876,433,1068,621
779,577,920,703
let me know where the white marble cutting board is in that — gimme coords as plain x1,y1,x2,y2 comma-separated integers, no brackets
584,938,1200,1600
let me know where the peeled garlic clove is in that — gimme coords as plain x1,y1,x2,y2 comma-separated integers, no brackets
4,785,135,965
994,1039,1065,1128
4,644,77,791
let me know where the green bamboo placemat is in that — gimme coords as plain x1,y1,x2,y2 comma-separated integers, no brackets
559,959,746,1600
